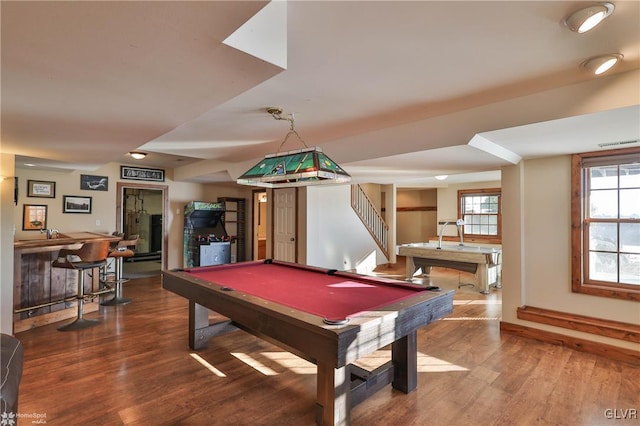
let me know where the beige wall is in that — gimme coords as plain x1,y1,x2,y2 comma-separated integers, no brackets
15,166,119,239
7,154,636,354
168,180,252,269
257,202,267,239
397,189,437,244
396,182,503,246
436,180,502,239
360,183,382,210
12,162,254,271
501,156,639,352
1,153,17,334
3,159,254,333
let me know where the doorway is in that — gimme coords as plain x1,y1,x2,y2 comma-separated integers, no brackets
253,190,267,260
116,182,168,277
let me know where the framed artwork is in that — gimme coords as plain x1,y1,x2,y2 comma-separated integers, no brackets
23,204,48,230
121,166,165,182
80,174,108,191
63,195,92,214
27,180,56,198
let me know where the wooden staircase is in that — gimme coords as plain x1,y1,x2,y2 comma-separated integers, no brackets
350,184,389,259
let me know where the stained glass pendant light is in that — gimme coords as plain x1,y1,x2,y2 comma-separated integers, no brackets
237,108,351,188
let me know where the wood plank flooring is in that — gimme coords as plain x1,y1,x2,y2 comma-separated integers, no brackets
13,260,640,425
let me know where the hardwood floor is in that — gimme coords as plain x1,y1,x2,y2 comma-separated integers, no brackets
14,261,640,425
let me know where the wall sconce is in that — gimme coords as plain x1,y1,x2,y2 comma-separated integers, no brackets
564,2,614,33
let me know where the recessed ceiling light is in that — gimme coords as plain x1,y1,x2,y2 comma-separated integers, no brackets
580,53,623,75
435,175,448,181
564,2,614,33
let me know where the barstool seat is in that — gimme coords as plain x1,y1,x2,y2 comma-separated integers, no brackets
101,235,138,306
52,240,110,331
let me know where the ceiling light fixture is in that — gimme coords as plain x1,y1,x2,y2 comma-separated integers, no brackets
129,152,147,160
580,53,623,75
435,175,448,181
563,2,614,33
237,107,351,188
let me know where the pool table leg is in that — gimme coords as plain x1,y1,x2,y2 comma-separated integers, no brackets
188,301,239,350
405,255,416,280
316,361,350,426
478,263,495,294
391,330,418,393
405,256,431,281
189,302,209,350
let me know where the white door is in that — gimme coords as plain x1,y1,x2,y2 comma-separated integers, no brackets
273,188,296,262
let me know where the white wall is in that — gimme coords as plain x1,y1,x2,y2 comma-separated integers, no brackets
305,184,385,271
501,156,639,351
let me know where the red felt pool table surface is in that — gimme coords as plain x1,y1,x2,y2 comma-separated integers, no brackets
181,261,426,321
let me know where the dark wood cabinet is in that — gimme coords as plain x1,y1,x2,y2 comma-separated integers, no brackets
218,197,246,263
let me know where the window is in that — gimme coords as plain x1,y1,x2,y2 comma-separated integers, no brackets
457,188,501,243
571,147,640,301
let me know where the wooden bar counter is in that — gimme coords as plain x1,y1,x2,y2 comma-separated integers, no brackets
13,232,120,332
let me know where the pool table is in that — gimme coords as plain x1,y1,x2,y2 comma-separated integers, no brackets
162,259,453,426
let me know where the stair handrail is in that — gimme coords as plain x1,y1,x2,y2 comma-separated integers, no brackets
350,184,389,259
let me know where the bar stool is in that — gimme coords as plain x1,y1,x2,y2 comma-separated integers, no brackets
52,240,110,331
101,235,138,306
98,232,124,291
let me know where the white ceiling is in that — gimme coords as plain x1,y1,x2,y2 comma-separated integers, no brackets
2,1,639,188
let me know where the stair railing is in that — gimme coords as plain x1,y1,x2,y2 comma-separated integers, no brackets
350,184,389,259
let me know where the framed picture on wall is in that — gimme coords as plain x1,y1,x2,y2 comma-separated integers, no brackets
27,180,56,198
63,195,92,214
80,174,108,191
120,166,164,182
23,204,48,230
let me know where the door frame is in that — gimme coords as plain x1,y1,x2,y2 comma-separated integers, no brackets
252,189,267,260
116,182,169,269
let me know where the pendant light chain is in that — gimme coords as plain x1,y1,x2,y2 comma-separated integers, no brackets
268,108,310,152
